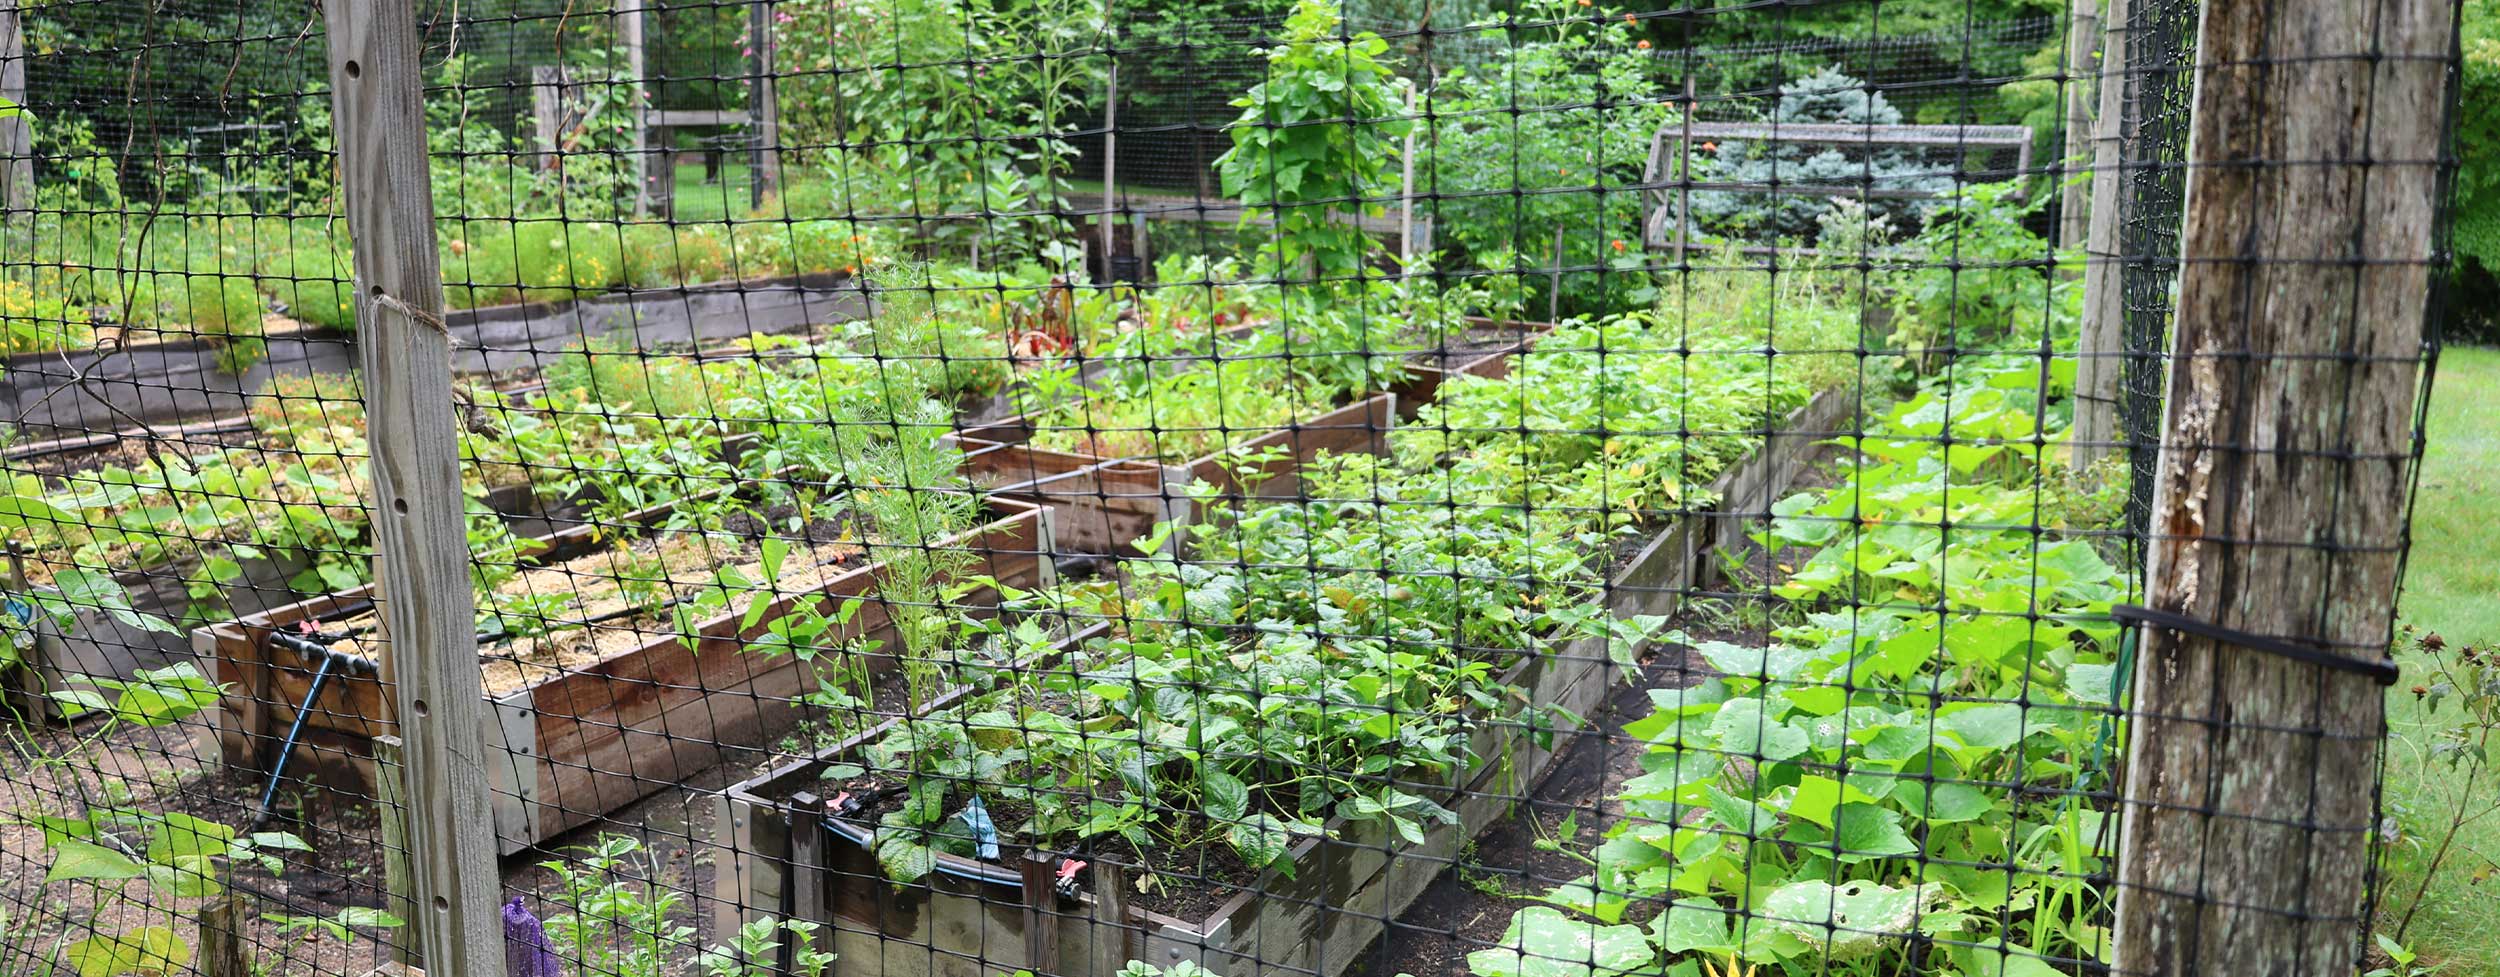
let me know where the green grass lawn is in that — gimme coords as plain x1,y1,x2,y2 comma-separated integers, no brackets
665,159,760,224
2378,344,2500,972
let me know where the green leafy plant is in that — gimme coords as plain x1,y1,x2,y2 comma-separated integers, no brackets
2381,627,2500,947
1417,0,1672,316
15,662,310,977
775,0,1104,261
1469,364,2128,977
1215,0,1413,281
698,916,836,977
538,835,692,977
2444,0,2500,342
1883,181,2077,366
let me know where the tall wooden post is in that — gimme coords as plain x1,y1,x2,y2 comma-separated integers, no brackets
374,735,421,968
2110,0,2453,967
1099,57,1119,280
0,0,33,246
749,0,780,207
620,0,656,215
1398,86,1415,270
2054,0,2100,253
2071,0,2131,465
322,1,502,974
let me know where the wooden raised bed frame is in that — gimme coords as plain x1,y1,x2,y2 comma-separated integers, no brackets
947,394,1395,561
1384,316,1553,420
0,270,866,445
709,385,1855,977
194,493,1056,855
949,317,1554,560
4,336,840,699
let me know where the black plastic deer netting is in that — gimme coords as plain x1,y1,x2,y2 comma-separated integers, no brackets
0,0,2456,975
2107,0,2194,538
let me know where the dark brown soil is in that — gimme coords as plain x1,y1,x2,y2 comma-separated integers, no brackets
716,499,858,546
1120,820,1264,922
1606,520,1669,578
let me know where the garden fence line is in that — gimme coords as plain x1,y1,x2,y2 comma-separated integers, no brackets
0,0,2458,975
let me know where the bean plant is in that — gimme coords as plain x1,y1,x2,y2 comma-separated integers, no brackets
1471,361,2130,977
848,302,1832,884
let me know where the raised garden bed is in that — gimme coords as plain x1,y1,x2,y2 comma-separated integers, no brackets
193,483,1055,855
947,393,1394,561
0,271,866,445
952,320,1268,429
706,385,1854,977
947,316,1559,560
0,360,743,704
9,315,1001,709
1383,317,1554,420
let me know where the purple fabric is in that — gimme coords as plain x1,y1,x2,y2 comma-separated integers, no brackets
503,896,561,977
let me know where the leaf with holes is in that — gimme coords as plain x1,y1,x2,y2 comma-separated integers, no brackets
1465,907,1653,977
1759,880,1937,960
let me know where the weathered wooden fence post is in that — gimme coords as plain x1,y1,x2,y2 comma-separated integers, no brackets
2071,0,2130,465
375,734,421,968
0,0,33,247
620,0,656,215
2054,0,2100,255
2110,0,2454,966
322,0,503,974
748,0,781,206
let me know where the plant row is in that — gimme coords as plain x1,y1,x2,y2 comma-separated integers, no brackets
1469,355,2132,977
825,296,1849,895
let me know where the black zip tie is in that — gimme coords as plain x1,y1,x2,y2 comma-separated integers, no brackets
2110,603,2400,686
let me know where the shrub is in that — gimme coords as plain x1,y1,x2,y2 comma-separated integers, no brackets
262,243,356,331
621,223,736,288
1418,0,1670,317
788,219,892,278
1215,0,1412,281
721,223,797,280
1691,65,1955,241
0,279,95,355
442,222,524,308
2447,0,2500,344
1884,181,2073,360
141,273,265,342
513,221,625,299
120,273,271,372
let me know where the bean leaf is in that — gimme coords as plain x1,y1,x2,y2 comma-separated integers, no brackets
1201,769,1249,825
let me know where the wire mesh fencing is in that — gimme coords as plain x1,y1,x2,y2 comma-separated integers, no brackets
0,0,2459,975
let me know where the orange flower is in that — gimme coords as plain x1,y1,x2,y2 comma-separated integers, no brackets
1624,13,1636,22
1637,39,1651,49
1610,239,1626,251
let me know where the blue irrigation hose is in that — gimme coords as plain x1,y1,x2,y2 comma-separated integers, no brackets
251,631,380,833
812,805,1029,888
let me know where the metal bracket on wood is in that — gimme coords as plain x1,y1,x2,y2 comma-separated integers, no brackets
2109,603,2400,685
